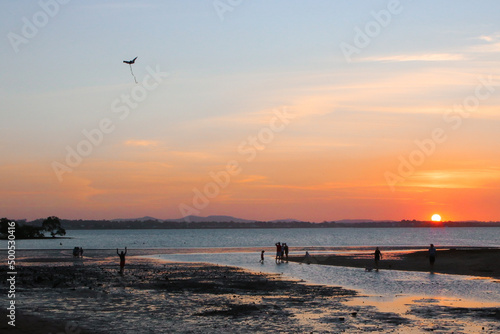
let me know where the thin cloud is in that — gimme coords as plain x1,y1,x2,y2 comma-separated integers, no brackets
124,140,159,147
465,33,500,53
361,53,466,63
234,175,268,184
406,168,500,189
477,32,500,43
479,35,494,42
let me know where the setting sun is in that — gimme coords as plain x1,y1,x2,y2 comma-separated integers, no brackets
431,214,442,222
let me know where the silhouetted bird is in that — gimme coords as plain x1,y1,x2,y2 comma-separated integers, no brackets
123,57,137,64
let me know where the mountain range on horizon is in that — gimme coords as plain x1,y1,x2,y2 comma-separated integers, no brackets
110,215,399,223
111,215,297,223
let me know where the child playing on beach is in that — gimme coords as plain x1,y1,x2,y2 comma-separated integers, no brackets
117,247,127,274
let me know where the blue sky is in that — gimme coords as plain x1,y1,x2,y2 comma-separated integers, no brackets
1,1,500,221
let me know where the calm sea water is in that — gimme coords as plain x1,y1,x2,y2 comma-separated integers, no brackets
3,227,500,250
3,227,499,305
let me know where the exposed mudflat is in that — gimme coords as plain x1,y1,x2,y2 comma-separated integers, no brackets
1,249,499,333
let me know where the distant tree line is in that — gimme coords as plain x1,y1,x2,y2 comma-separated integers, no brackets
2,217,499,233
27,219,329,230
0,216,66,239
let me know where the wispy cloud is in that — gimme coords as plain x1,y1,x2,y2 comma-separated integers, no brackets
477,32,500,43
234,175,268,184
124,140,159,147
405,168,500,189
361,53,466,63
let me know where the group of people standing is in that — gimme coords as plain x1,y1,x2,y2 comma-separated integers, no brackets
72,247,84,258
274,242,289,263
259,242,290,264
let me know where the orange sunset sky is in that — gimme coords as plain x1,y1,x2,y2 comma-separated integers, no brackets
1,1,500,222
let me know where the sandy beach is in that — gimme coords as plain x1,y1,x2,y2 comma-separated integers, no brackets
288,247,500,279
1,248,499,333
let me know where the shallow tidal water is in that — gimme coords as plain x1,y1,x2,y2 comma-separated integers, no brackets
150,250,500,308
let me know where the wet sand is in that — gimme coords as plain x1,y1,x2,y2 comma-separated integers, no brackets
287,247,500,278
1,248,499,333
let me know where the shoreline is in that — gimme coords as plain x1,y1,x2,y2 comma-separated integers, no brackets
1,248,499,333
6,246,500,278
287,247,500,279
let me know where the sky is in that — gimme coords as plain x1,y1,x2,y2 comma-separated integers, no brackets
1,0,500,222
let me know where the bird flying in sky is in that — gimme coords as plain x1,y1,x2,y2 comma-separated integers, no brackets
123,57,137,65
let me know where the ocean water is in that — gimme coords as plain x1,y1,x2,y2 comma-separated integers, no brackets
3,227,500,250
3,227,499,307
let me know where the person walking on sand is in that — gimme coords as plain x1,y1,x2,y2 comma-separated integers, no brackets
429,244,436,271
374,247,382,271
117,247,127,274
260,250,265,263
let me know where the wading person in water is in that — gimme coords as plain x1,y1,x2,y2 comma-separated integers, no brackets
275,242,282,263
374,247,382,271
260,250,265,263
117,247,127,274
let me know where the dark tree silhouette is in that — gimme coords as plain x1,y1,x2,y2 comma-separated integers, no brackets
42,216,66,237
0,217,12,236
1,218,45,239
21,225,45,238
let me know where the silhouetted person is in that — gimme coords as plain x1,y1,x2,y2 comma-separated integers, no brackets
374,247,382,271
429,244,436,271
260,250,265,263
117,247,127,274
123,57,137,64
275,242,282,263
304,251,311,265
79,247,84,258
283,243,289,262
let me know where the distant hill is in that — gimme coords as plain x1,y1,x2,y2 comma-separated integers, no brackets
269,218,304,223
112,216,162,222
164,215,255,223
110,215,258,223
336,219,374,223
336,219,397,223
